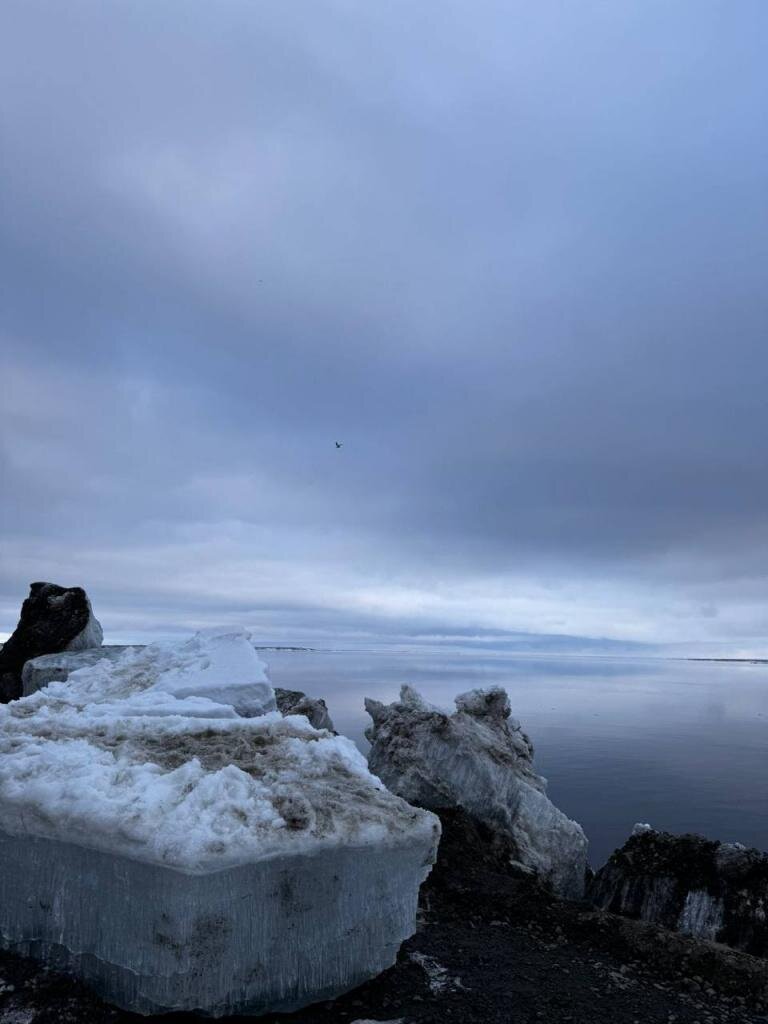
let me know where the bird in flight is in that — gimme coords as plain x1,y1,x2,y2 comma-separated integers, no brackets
335,441,343,449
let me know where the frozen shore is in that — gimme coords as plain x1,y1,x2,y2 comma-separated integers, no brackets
1,808,767,1024
2,583,767,1021
0,630,439,1016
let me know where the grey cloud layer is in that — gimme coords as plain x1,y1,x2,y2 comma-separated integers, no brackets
2,1,768,646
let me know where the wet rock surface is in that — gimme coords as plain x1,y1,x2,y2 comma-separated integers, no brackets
589,826,768,956
365,685,588,897
2,598,766,1020
0,583,103,702
1,810,767,1023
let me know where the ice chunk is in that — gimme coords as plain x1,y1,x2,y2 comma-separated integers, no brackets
24,652,336,733
149,631,275,717
0,632,440,1015
0,704,427,871
365,685,587,898
22,646,140,696
24,654,336,733
21,630,276,718
0,826,436,1017
275,687,335,731
454,686,511,720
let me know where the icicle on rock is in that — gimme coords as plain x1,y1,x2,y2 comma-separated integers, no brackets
0,631,440,1017
365,685,587,898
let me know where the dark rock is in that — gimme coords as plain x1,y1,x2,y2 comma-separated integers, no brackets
589,825,768,956
0,583,103,702
274,686,335,731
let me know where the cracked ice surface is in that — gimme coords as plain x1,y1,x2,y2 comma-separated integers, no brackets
366,685,587,898
0,632,440,1016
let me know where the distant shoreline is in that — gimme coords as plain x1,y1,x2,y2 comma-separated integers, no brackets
684,657,768,664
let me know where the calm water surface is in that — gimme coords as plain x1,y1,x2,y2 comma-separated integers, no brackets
265,648,768,867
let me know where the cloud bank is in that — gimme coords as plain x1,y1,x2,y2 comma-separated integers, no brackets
2,1,768,650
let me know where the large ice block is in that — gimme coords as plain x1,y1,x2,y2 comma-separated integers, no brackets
0,830,434,1017
0,632,440,1016
18,630,277,718
21,645,140,696
366,685,587,898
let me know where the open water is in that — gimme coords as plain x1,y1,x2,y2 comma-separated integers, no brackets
266,647,768,867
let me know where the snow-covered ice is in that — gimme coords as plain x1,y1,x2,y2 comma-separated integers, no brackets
366,685,588,898
0,632,440,1016
23,647,337,731
21,646,140,696
21,630,276,719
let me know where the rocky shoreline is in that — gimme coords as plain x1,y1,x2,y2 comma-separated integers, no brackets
1,583,767,1022
1,811,768,1024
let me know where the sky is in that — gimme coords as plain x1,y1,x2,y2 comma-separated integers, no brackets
2,1,768,651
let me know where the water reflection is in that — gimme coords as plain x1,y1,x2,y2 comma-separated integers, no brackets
265,649,768,867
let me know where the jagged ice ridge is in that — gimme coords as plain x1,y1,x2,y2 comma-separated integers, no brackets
365,685,588,898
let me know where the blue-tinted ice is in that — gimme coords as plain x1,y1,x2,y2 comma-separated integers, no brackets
0,632,440,1016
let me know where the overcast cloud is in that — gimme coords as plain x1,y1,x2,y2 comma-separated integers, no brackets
2,1,768,649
